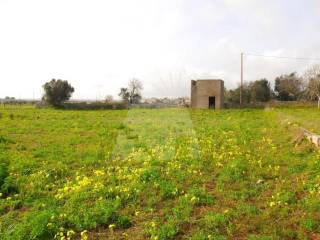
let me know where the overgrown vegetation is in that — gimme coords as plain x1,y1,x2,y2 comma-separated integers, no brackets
0,105,319,239
226,64,320,107
60,102,128,110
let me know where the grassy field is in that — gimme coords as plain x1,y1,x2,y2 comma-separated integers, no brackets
0,106,320,240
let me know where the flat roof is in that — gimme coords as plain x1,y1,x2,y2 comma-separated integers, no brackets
196,79,223,81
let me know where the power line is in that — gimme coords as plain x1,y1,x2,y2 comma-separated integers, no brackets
244,53,320,61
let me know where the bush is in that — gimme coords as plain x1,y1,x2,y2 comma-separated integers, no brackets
60,102,128,110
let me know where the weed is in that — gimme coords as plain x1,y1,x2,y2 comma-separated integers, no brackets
198,212,231,234
159,180,179,199
0,161,9,187
300,218,317,232
0,106,319,239
116,215,132,229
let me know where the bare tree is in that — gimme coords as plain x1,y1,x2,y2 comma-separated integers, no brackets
128,78,143,104
119,79,143,104
304,65,320,108
105,95,114,103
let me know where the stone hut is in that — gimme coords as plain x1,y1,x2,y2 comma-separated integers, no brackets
191,79,224,109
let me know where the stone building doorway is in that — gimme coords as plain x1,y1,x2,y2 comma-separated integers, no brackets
209,96,215,109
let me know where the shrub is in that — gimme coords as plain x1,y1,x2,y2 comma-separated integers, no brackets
60,102,128,110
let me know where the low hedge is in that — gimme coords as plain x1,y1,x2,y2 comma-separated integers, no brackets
61,102,128,110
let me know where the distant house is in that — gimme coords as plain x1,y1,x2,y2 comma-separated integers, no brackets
191,79,224,109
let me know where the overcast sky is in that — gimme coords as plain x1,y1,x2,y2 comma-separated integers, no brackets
1,0,320,99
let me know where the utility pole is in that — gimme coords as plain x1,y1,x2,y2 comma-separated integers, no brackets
240,52,244,106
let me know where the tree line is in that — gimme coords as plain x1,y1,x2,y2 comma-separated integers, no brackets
226,64,320,108
40,64,319,108
41,78,143,107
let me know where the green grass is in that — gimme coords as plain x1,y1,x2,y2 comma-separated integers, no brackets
0,105,319,239
275,107,320,134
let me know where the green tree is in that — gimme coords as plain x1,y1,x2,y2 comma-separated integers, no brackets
249,79,272,102
42,79,74,106
226,83,251,104
274,73,303,101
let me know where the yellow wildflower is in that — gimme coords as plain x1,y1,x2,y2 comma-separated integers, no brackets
80,230,88,240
